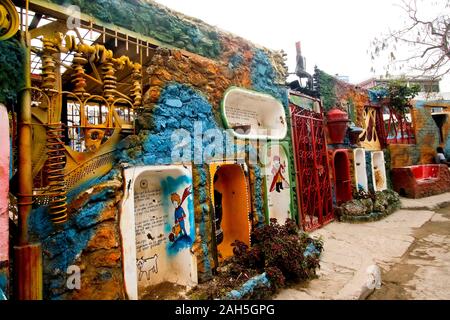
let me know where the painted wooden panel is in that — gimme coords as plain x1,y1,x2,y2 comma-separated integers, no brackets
264,143,292,224
121,165,197,300
221,87,287,140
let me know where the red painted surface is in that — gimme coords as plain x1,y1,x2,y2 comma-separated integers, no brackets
290,103,334,231
391,164,450,198
385,105,415,145
0,104,9,264
326,108,349,144
332,149,353,205
411,165,439,180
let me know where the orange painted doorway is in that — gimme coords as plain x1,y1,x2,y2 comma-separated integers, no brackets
210,163,251,264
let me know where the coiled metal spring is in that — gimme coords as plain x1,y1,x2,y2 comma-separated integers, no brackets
45,123,68,223
102,61,117,103
131,65,142,108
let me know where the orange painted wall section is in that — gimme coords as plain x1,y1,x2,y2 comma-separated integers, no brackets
211,164,251,262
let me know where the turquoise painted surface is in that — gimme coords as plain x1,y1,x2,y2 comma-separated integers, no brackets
27,183,117,299
0,271,7,299
252,165,265,226
226,272,270,299
251,49,288,107
0,38,25,105
368,88,388,103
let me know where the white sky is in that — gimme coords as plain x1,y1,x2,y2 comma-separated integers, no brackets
154,0,450,91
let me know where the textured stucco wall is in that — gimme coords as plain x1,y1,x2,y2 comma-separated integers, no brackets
314,68,368,127
412,101,441,164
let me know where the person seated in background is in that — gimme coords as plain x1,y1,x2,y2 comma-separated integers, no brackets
435,147,450,167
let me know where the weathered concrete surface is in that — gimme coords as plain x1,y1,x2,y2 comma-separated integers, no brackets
400,192,450,211
369,205,450,300
274,192,450,300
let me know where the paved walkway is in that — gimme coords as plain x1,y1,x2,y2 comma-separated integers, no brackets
274,192,450,300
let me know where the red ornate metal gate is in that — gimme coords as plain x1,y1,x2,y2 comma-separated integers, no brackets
290,104,334,231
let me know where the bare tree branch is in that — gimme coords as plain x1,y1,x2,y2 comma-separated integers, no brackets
370,0,450,79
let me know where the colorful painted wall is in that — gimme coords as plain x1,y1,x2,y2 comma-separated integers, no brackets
412,100,450,164
314,67,368,127
0,0,292,299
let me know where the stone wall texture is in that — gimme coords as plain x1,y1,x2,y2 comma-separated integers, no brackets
412,101,441,164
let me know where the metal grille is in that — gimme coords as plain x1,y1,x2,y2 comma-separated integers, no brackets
290,105,334,231
384,105,415,145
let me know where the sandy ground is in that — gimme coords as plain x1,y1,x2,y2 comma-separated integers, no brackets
274,192,450,300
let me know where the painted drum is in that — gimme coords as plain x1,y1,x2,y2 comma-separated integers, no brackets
121,165,197,300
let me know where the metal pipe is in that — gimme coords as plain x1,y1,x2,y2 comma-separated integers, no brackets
14,0,43,300
17,26,32,246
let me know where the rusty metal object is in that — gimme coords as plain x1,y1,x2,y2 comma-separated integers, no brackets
0,0,19,41
13,243,43,300
13,0,45,300
45,122,68,223
131,64,142,108
41,37,58,94
71,53,90,98
101,61,117,104
27,31,142,208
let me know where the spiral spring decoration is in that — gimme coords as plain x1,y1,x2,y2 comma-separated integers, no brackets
45,123,68,223
71,53,90,99
41,37,58,94
101,61,117,103
131,65,142,108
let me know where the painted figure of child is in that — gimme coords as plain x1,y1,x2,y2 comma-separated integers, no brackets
270,155,289,193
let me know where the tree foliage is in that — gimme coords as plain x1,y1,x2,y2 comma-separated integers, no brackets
370,0,450,79
372,80,420,114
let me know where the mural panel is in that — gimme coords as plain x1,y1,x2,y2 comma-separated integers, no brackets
263,143,293,224
121,165,197,300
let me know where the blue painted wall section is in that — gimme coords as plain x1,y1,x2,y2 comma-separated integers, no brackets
225,272,270,300
250,49,295,225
